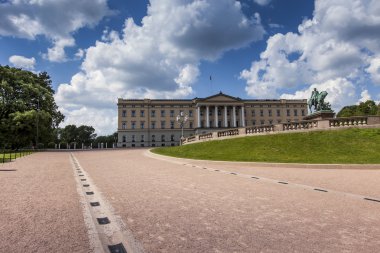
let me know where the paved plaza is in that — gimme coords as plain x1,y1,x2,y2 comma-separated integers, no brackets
1,149,380,253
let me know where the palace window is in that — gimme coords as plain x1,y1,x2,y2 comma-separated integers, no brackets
301,109,305,116
132,135,135,142
151,110,156,117
122,135,126,142
140,122,145,129
152,135,156,142
268,110,272,117
122,110,126,117
161,135,165,142
170,134,175,141
260,110,264,117
189,110,193,117
170,121,174,129
151,122,156,129
161,110,165,117
277,109,281,117
287,109,290,116
161,121,165,129
141,135,144,142
131,121,136,129
122,122,126,129
251,110,255,117
252,120,256,125
140,110,145,117
189,122,193,128
131,110,136,117
170,110,175,117
294,110,298,116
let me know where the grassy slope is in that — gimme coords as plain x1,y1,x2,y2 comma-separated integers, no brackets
152,128,380,164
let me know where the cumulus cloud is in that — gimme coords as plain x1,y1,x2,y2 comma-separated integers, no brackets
55,0,265,134
358,89,372,103
0,0,112,62
366,57,380,85
241,0,380,107
9,55,36,70
254,0,272,6
281,78,356,112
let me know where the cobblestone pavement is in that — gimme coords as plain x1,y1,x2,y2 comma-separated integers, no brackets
1,149,380,253
75,149,380,253
0,152,91,253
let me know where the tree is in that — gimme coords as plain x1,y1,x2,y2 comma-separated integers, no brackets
0,65,64,148
58,124,96,147
337,100,380,117
93,132,118,148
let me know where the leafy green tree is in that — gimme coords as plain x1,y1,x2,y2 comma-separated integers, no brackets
0,65,64,148
337,100,379,117
58,124,96,147
93,132,118,148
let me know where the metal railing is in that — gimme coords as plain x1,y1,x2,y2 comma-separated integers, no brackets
1,149,34,163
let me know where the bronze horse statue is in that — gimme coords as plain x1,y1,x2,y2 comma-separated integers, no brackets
308,90,328,112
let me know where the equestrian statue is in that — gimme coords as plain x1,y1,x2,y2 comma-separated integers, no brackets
308,88,332,113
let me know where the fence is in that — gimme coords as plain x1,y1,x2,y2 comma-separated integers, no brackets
0,149,34,163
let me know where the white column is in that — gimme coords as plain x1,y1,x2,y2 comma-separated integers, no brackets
215,106,218,128
197,106,201,128
233,106,236,127
241,106,246,127
224,106,228,127
206,106,210,128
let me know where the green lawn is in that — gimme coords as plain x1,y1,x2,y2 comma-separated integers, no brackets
152,128,380,164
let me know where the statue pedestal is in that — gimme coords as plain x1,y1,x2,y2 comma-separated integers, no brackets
303,110,335,121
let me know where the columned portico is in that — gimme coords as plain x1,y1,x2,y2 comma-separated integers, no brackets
197,106,201,128
241,106,245,127
224,106,228,127
214,106,218,128
206,106,210,128
232,106,236,127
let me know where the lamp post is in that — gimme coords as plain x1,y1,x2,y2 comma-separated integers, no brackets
176,112,188,145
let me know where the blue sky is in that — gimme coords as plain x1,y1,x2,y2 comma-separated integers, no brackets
1,0,380,134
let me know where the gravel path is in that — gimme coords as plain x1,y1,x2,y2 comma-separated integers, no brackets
74,149,380,253
0,152,91,253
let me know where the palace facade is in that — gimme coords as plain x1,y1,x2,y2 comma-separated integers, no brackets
117,92,307,147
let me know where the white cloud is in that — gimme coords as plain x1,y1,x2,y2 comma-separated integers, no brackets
254,0,272,6
358,89,372,103
241,0,380,108
281,78,356,112
366,57,380,85
55,0,266,134
9,55,36,70
0,0,112,62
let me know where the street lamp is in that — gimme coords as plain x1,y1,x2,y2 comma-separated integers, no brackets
176,111,189,145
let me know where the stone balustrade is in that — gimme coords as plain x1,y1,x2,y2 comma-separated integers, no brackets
283,120,318,131
217,129,239,137
329,117,368,127
180,116,380,145
198,132,213,140
246,125,275,134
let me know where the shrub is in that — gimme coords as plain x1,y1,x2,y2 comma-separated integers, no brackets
48,142,55,149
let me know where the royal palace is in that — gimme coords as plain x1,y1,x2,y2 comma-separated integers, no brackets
117,92,307,147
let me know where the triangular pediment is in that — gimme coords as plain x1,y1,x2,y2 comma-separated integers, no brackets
199,92,241,102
